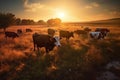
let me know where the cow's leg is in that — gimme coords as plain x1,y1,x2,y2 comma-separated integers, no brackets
37,47,41,57
45,47,49,54
90,34,94,38
33,43,36,51
37,46,39,51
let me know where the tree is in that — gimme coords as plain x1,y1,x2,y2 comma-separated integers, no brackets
0,12,16,31
37,20,46,25
21,19,35,25
15,18,21,25
47,18,61,26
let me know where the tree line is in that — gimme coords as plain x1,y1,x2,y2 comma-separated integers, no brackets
0,12,62,31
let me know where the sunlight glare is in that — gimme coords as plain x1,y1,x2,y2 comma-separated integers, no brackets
57,12,65,19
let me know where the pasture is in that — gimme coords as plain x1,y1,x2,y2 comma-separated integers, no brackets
0,24,120,80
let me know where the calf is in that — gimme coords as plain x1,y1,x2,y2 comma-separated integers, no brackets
59,30,74,39
5,31,19,39
32,33,61,53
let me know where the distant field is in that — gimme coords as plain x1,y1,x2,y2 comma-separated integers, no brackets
0,25,120,80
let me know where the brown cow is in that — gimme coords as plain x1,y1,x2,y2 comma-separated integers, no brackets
59,30,74,39
84,27,91,32
32,33,61,53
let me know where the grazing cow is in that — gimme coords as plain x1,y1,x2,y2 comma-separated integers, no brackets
5,31,19,39
32,33,61,53
26,28,32,32
89,32,103,39
74,30,87,35
95,28,110,37
84,27,91,32
17,29,22,34
48,28,55,37
59,30,74,39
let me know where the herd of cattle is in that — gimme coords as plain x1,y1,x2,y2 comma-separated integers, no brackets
4,27,110,53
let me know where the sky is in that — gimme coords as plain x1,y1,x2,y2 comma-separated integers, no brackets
0,0,120,22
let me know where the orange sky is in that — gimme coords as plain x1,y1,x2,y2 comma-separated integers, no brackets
0,0,120,22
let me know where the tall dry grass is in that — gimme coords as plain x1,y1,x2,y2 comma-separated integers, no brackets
0,25,120,80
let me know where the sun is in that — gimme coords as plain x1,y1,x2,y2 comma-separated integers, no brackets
56,11,65,19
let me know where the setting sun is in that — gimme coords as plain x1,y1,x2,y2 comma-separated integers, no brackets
57,12,65,19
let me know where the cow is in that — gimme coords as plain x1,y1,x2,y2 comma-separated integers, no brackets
5,31,19,39
74,30,87,35
17,29,22,34
26,28,32,32
59,30,74,39
95,28,110,37
47,28,55,37
84,27,91,32
32,33,61,53
89,32,103,39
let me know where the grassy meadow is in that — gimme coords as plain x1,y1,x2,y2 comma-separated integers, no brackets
0,24,120,80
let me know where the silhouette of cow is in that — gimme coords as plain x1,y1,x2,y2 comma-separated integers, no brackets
17,29,22,34
26,28,32,32
5,31,19,39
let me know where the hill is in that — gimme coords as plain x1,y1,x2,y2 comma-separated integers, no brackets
64,18,120,25
88,18,120,24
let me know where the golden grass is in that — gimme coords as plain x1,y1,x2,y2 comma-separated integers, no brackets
0,24,120,80
0,25,119,61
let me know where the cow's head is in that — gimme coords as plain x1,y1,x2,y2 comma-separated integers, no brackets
53,36,61,47
48,36,61,52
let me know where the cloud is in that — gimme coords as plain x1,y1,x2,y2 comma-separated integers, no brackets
85,5,92,9
85,2,100,9
91,2,99,7
23,0,44,12
109,11,120,18
110,11,120,15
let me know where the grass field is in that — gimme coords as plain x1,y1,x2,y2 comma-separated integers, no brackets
0,24,120,80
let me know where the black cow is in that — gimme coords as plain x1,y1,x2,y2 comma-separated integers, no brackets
5,31,19,39
17,29,22,34
59,30,74,39
48,28,55,37
26,28,32,32
32,33,61,53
